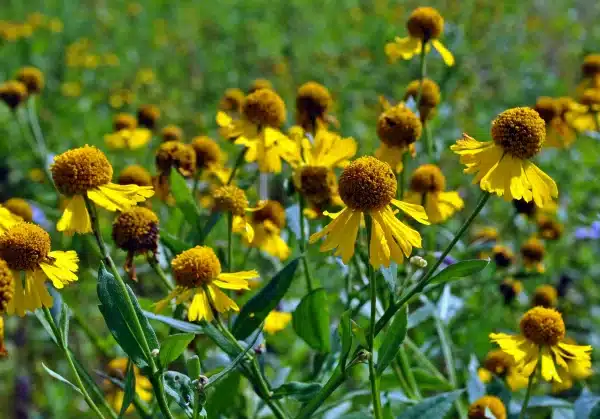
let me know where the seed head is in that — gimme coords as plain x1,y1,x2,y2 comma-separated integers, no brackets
118,165,153,187
171,246,221,288
191,136,222,170
520,306,565,345
161,125,183,143
0,80,28,110
213,185,248,217
242,89,286,128
339,157,396,211
491,107,546,159
113,113,137,131
376,105,422,148
295,166,338,208
15,66,44,94
112,207,159,254
409,164,446,193
406,7,444,42
51,146,113,195
3,198,32,222
0,223,51,271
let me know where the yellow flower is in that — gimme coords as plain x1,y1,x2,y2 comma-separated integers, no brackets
467,395,507,419
52,146,154,235
490,307,592,383
532,284,558,308
103,358,152,414
477,349,529,391
216,89,297,173
295,81,333,133
566,89,600,133
219,88,245,113
104,128,152,150
191,136,230,182
137,104,161,130
289,126,356,169
0,206,23,235
491,245,514,268
0,80,28,110
156,141,197,178
241,201,291,260
249,79,273,93
213,185,260,242
160,125,183,143
537,215,562,241
375,103,421,173
310,157,428,268
534,97,577,148
113,113,137,131
264,311,292,334
0,223,78,316
451,107,558,208
156,246,258,322
118,165,154,188
404,164,464,224
520,237,545,272
551,338,593,393
385,7,454,66
3,198,32,222
15,66,44,95
471,226,498,244
60,82,82,98
499,277,523,305
404,78,441,122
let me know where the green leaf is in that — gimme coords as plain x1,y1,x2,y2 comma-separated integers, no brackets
428,259,490,286
97,263,159,368
199,211,222,244
41,362,82,395
271,382,323,402
380,262,398,294
161,232,191,255
398,390,464,419
351,320,368,348
186,355,202,380
59,303,70,346
292,288,331,352
412,369,454,391
119,360,136,417
232,257,300,340
164,371,194,416
338,310,353,371
159,333,195,368
170,168,201,228
376,306,408,375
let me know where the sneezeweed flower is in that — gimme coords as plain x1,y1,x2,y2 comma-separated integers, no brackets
0,259,14,357
532,284,558,308
112,207,159,281
566,88,600,132
156,141,197,178
137,104,161,130
104,127,152,150
385,7,454,67
499,277,523,305
451,107,558,208
467,396,507,419
249,78,273,93
3,199,32,222
295,81,333,133
492,245,514,268
404,164,464,223
264,310,292,335
219,88,245,113
513,198,536,218
533,97,576,148
520,237,545,272
103,358,152,414
217,88,296,173
52,146,154,235
0,223,78,316
113,113,137,131
579,54,600,92
293,166,342,219
0,80,28,110
161,124,183,142
118,165,153,188
310,156,429,268
471,226,498,244
244,201,291,260
477,349,528,391
490,307,592,383
156,246,258,322
15,66,44,95
190,136,222,172
404,78,441,122
213,185,258,242
375,103,422,173
537,215,563,240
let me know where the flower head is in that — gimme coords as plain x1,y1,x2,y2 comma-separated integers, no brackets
220,88,245,112
249,79,273,93
0,80,28,110
213,185,249,217
295,166,340,211
239,200,290,260
118,165,153,187
478,349,529,390
406,7,444,41
156,246,258,322
492,107,545,159
137,104,161,129
492,245,514,268
0,259,14,315
376,104,422,149
104,128,152,150
467,396,506,419
471,226,498,244
499,277,522,305
15,66,44,94
113,113,137,131
405,78,441,121
296,81,332,132
156,141,197,177
112,207,159,255
532,284,558,308
242,89,286,128
161,124,183,143
52,146,113,195
191,136,222,170
520,237,545,272
3,198,32,222
513,198,536,217
537,216,562,240
339,156,396,211
582,54,600,78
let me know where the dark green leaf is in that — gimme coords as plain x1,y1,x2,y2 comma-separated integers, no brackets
292,288,331,352
41,362,82,395
428,259,489,286
119,360,136,417
376,306,408,375
412,369,454,391
398,390,464,419
97,263,159,368
59,303,70,346
232,257,300,339
199,211,221,244
164,371,194,416
338,310,352,371
161,232,191,255
186,355,202,380
170,169,201,228
351,320,368,348
380,262,398,294
271,382,323,402
159,333,195,368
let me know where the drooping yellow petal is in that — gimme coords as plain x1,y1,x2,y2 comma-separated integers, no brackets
390,199,430,225
313,207,361,263
385,36,421,62
523,161,559,208
56,195,92,235
431,39,455,66
207,284,239,313
39,250,79,289
7,272,24,316
154,287,185,313
214,270,257,290
540,346,561,382
375,143,406,173
87,182,154,212
188,289,213,322
12,270,53,315
375,206,423,263
0,206,23,235
423,191,464,224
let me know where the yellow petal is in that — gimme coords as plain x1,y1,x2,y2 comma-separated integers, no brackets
88,183,154,212
264,311,292,334
188,289,213,322
207,284,239,313
39,250,79,289
56,195,92,235
390,199,430,225
540,346,561,382
431,39,455,66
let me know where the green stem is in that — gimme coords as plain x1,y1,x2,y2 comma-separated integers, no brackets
147,255,174,291
227,147,248,185
374,191,490,336
519,356,539,419
398,347,421,399
298,194,314,292
84,198,174,419
391,360,415,399
415,41,431,158
191,172,201,199
405,337,449,384
365,217,383,419
227,212,234,272
25,98,54,182
41,307,109,419
295,369,346,419
398,152,409,199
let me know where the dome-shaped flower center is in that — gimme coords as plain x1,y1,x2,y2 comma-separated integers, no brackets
376,105,422,148
155,141,197,177
4,198,33,222
520,238,545,262
491,107,546,159
252,200,286,229
483,350,513,375
409,164,446,193
499,278,522,303
137,104,161,129
0,223,51,271
405,78,441,112
191,136,222,170
533,97,559,124
532,285,558,308
112,207,159,254
406,7,444,41
468,396,507,419
213,185,249,217
538,217,562,240
0,80,28,110
339,156,396,211
296,82,332,128
520,306,565,345
16,66,44,94
513,198,536,217
297,166,337,207
118,165,153,187
113,113,137,131
242,89,286,128
0,259,14,315
51,146,113,196
249,79,273,94
492,245,513,268
220,88,245,112
161,125,183,143
171,246,221,288
582,54,600,77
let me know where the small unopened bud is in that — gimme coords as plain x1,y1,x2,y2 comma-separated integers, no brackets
151,348,160,357
410,256,427,268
